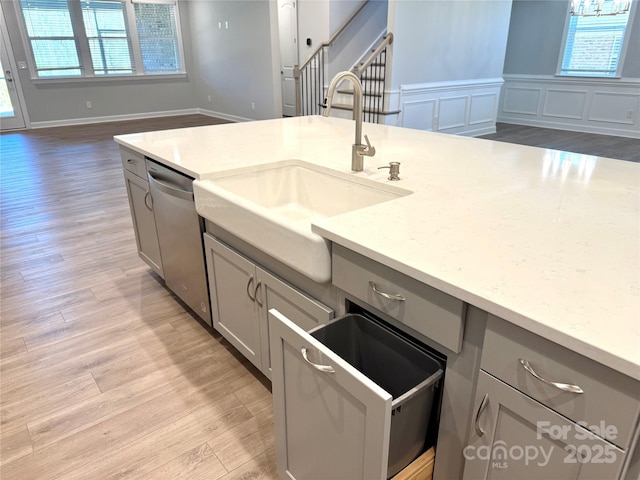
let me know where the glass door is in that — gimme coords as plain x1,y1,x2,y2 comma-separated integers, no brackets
0,22,26,130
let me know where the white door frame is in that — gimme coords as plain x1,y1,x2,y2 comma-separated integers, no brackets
0,2,28,131
277,0,299,117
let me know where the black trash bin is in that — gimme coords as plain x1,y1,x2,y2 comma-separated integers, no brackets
311,314,443,478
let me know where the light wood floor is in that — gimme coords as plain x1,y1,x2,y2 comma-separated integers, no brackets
0,115,278,479
1,115,637,479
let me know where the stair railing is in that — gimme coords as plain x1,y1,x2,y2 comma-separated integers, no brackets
293,0,371,116
352,32,393,124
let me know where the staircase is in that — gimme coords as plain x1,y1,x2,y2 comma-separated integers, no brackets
294,2,397,124
331,33,398,124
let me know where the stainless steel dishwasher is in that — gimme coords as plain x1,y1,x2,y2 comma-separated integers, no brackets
146,159,212,326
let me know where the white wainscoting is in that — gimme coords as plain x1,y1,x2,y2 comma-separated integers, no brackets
389,78,504,136
498,74,640,139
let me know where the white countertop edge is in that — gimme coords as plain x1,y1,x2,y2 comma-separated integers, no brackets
314,225,640,381
114,136,203,179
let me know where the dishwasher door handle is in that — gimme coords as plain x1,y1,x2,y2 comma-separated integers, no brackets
148,172,194,201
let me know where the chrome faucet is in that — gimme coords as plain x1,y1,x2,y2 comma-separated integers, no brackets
323,71,376,171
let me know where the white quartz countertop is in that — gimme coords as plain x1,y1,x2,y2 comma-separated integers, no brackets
114,116,640,380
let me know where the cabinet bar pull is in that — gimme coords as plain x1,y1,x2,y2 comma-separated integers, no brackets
246,275,255,302
475,393,489,437
254,281,263,307
144,190,153,211
301,347,335,373
369,281,406,301
519,359,584,394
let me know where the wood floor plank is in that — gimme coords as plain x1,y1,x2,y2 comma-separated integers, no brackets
1,322,179,403
136,442,228,480
0,288,97,319
0,424,33,466
233,378,273,416
25,344,252,451
0,337,27,361
0,373,102,433
1,371,244,480
0,299,181,386
0,311,67,348
58,393,251,480
0,271,23,288
207,409,275,473
216,445,278,480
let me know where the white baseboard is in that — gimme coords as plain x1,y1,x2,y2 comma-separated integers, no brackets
27,107,257,129
497,115,640,138
29,108,201,129
498,74,640,139
197,108,253,123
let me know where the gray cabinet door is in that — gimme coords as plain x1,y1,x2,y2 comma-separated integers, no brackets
256,267,334,380
123,169,163,277
269,308,392,480
463,371,625,480
206,237,262,371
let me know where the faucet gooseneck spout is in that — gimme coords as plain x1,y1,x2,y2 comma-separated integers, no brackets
323,71,376,172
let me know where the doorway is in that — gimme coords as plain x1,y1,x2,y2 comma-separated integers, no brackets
278,0,298,117
0,5,26,131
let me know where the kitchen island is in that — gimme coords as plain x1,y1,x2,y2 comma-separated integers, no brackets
115,115,640,479
115,115,639,379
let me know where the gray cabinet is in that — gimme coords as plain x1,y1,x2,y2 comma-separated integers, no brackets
269,309,392,480
464,371,625,480
207,234,262,369
332,244,465,353
463,315,638,480
121,148,163,277
204,234,333,379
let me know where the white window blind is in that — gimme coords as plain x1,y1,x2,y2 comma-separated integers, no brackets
82,0,133,75
134,2,181,73
20,0,82,77
560,0,633,77
18,0,184,79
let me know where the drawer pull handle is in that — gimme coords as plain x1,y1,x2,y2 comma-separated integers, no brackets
246,275,255,302
519,359,584,394
369,281,406,301
144,190,153,211
301,347,335,373
254,280,263,307
475,393,489,437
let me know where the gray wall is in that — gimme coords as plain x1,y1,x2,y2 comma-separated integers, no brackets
188,0,280,121
1,0,198,125
388,0,513,89
296,0,386,76
8,0,635,127
623,6,640,77
504,0,640,78
297,0,330,66
329,0,388,77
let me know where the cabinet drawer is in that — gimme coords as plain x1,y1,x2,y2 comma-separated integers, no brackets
120,147,147,178
481,315,640,449
332,244,465,353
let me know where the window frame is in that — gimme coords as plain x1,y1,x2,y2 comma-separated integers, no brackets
16,0,186,81
556,0,637,79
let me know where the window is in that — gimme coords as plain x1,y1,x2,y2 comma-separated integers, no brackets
82,0,133,75
18,0,184,78
559,0,635,77
20,0,81,77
